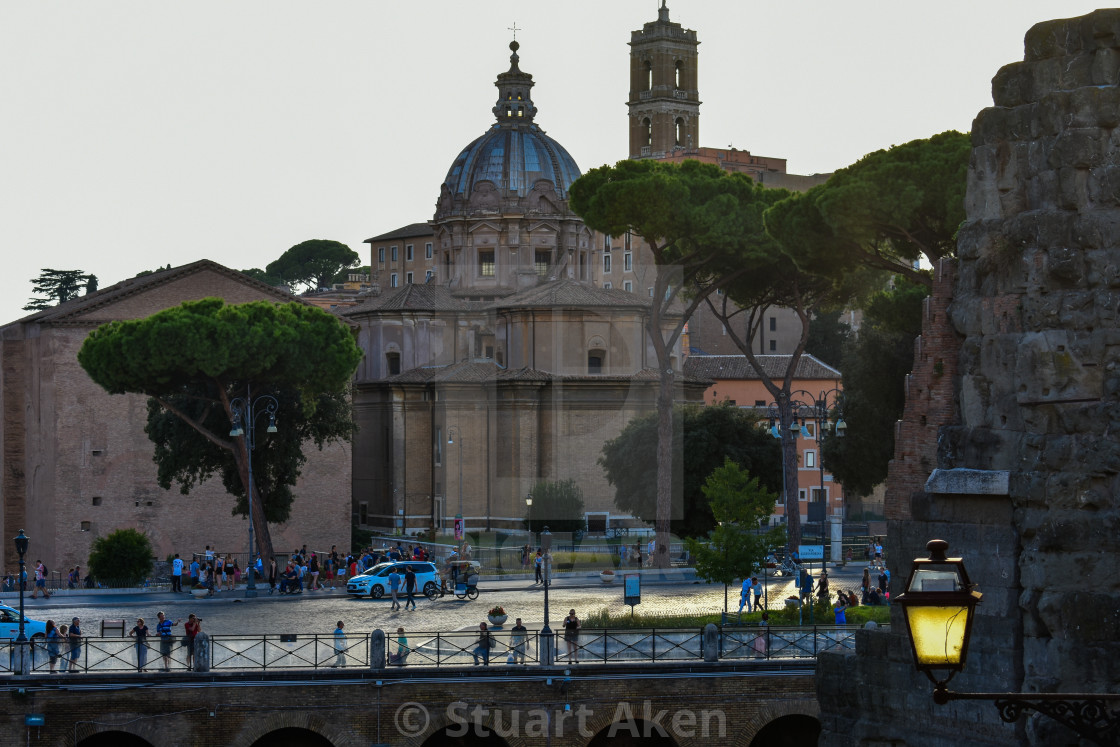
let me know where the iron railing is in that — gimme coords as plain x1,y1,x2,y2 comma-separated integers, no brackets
0,625,867,674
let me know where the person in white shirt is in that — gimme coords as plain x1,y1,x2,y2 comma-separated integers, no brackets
171,554,184,593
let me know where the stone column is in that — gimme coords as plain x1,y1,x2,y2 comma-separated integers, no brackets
369,629,385,670
192,632,210,673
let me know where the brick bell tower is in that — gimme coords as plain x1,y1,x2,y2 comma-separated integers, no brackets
627,1,700,159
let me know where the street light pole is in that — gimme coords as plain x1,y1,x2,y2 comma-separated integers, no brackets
447,425,463,542
229,384,279,599
13,529,28,675
540,525,554,665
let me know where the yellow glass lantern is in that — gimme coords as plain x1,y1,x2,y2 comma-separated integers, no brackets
894,539,982,688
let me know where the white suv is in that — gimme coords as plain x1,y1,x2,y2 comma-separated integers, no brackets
347,562,440,599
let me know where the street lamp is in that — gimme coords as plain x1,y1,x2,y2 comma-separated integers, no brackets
229,385,279,599
896,539,1120,744
447,425,463,540
540,525,554,665
13,529,28,674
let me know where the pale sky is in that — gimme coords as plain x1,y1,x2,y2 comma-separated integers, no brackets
0,1,1097,324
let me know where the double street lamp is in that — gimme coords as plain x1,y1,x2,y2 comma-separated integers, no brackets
447,425,463,539
13,529,29,674
229,385,279,599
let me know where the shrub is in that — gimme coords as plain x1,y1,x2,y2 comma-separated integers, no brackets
87,528,154,585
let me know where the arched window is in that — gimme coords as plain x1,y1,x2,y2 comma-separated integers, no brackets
644,61,652,90
386,352,401,376
675,60,683,88
588,349,606,375
675,118,684,146
643,118,652,147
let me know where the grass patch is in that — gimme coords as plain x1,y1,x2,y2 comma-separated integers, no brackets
581,602,891,630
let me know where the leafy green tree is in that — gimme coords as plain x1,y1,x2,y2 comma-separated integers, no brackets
265,239,360,292
822,279,926,496
571,159,780,566
599,403,781,537
764,131,969,288
805,308,852,369
24,269,98,311
685,460,786,594
240,267,287,287
77,298,362,561
87,528,154,585
524,479,586,534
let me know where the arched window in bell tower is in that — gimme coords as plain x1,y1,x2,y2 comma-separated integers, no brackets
675,118,684,146
675,60,683,89
644,61,652,91
643,118,652,147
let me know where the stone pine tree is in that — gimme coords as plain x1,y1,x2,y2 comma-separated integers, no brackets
570,159,783,567
265,239,360,292
764,131,970,289
24,268,99,311
77,298,363,561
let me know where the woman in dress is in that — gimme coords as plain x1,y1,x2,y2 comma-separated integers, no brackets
562,609,581,663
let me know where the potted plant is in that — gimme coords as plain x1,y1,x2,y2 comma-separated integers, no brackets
486,605,507,626
784,595,801,608
190,584,209,599
600,569,616,583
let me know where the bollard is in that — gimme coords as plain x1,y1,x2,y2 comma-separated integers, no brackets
540,630,555,666
369,629,386,670
193,632,211,673
703,623,719,662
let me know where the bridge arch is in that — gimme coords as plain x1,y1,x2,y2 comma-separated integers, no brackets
743,700,821,747
587,719,679,745
231,711,359,747
76,731,155,747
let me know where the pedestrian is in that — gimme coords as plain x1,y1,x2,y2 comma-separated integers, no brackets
129,617,150,671
753,611,770,656
45,620,60,673
738,577,751,617
834,592,849,625
389,568,403,609
231,559,241,590
817,570,830,603
184,614,201,670
67,567,78,589
861,568,872,605
31,559,51,599
619,544,628,566
390,626,409,666
67,617,82,672
225,555,235,591
509,618,528,664
171,554,183,593
647,538,656,567
309,554,320,591
751,576,763,612
331,620,347,668
403,565,417,610
472,622,494,666
521,544,530,569
156,611,179,672
562,609,581,662
533,550,543,585
189,557,200,588
268,556,278,594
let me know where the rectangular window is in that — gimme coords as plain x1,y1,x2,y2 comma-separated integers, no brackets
625,232,632,250
435,428,442,466
391,245,398,262
391,273,399,288
425,242,433,259
648,287,654,297
406,244,414,261
479,250,495,277
624,252,632,272
535,251,549,277
378,247,385,264
812,487,827,502
406,272,414,284
425,270,434,282
603,282,612,289
769,339,777,351
769,316,777,332
623,280,633,292
359,502,368,524
805,450,816,468
799,489,807,502
603,234,611,250
603,253,612,273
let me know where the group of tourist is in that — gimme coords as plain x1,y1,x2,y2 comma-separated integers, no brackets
42,616,80,672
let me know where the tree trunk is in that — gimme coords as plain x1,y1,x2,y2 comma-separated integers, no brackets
655,365,674,569
231,438,278,565
782,429,801,551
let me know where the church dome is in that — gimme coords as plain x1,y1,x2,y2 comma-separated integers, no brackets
441,41,581,202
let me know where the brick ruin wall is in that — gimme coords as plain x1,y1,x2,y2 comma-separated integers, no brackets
819,9,1120,746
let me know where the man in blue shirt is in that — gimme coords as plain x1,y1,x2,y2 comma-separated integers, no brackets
171,555,183,593
155,611,179,671
189,558,200,588
388,568,402,610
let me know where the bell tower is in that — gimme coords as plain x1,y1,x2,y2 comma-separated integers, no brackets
628,1,700,159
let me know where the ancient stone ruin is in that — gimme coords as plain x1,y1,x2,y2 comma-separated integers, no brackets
819,9,1120,745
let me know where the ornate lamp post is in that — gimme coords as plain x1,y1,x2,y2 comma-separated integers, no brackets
229,385,278,599
13,529,29,674
897,539,1120,745
540,525,554,665
447,425,463,540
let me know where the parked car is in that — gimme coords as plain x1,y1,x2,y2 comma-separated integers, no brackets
347,562,440,600
0,605,47,640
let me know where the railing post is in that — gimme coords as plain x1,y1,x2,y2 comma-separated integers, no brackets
703,623,719,662
193,632,211,673
369,629,385,670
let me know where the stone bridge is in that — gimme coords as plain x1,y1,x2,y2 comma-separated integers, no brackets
2,661,819,747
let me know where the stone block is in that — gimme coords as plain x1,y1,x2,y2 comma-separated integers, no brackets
925,468,1010,496
1024,15,1086,61
1014,329,1103,404
1048,127,1107,170
1081,9,1120,55
991,62,1030,108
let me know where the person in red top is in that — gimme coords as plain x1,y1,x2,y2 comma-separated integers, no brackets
348,557,358,577
184,614,201,671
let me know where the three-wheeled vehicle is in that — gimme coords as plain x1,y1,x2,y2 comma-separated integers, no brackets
440,560,481,599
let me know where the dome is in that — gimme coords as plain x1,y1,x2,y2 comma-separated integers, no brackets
443,124,582,200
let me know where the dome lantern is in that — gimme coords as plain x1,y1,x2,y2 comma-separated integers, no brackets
492,41,538,124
